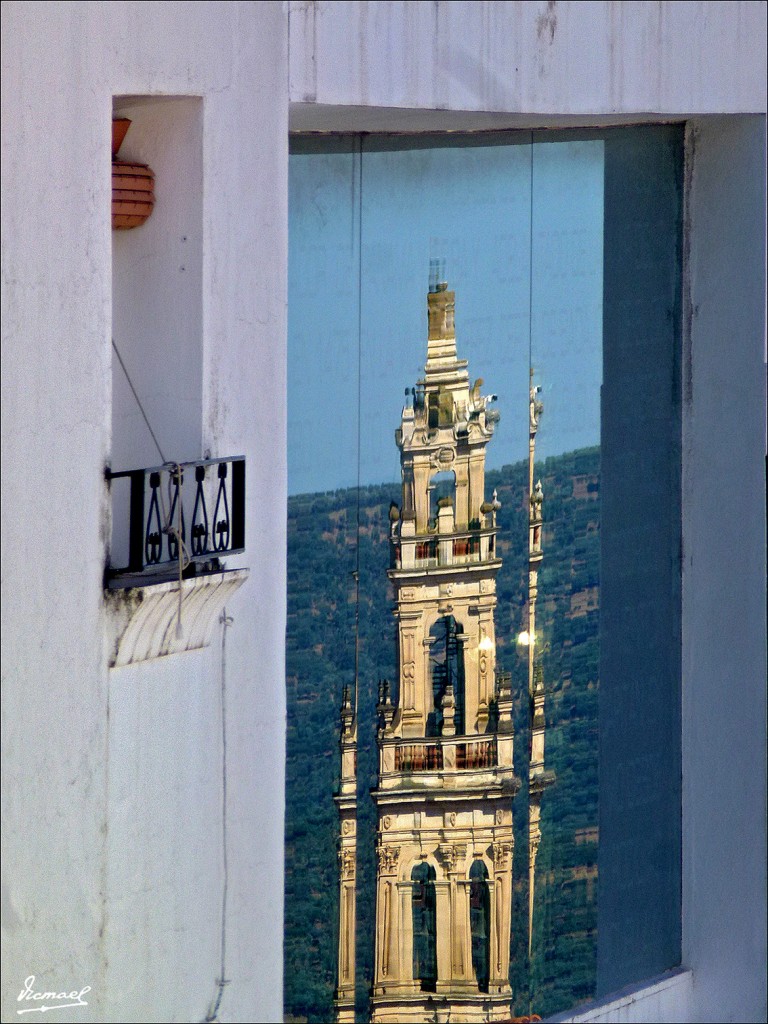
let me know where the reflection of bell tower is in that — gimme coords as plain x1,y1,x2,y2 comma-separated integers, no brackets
369,267,519,1023
526,372,555,960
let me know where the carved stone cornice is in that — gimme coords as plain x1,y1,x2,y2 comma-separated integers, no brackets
492,840,513,869
339,848,356,880
529,769,556,795
376,844,400,875
437,843,466,874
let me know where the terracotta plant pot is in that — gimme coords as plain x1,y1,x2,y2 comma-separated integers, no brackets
112,118,131,158
112,162,155,229
112,118,155,230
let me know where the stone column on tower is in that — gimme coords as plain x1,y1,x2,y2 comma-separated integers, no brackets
334,685,357,1023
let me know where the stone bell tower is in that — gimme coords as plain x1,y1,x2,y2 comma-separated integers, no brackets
370,266,519,1024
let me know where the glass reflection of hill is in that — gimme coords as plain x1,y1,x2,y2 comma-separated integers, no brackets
284,446,600,1023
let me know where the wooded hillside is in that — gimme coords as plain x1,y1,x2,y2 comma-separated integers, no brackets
285,446,600,1022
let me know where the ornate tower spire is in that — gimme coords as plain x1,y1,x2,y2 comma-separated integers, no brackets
368,272,517,1024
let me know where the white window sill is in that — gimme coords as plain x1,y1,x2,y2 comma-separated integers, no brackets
106,567,249,667
547,968,693,1024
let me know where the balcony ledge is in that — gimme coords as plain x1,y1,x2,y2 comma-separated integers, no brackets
106,567,249,667
546,968,692,1023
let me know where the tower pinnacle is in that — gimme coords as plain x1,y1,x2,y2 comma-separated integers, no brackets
526,369,555,961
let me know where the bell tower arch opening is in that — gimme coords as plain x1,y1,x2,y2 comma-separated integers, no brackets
428,470,456,524
427,615,465,737
469,857,491,994
411,860,438,993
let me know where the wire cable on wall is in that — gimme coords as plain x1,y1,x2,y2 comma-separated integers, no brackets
112,338,167,465
111,337,189,634
113,339,229,1017
202,608,233,1023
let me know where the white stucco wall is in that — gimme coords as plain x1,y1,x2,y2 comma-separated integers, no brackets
681,114,766,1024
286,3,767,1022
3,2,766,1023
289,0,767,127
1,4,112,1018
1,3,287,1022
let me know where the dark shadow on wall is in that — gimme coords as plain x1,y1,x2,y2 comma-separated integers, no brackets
597,124,684,995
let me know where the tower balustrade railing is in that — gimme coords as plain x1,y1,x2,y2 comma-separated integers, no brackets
389,734,498,774
394,742,444,772
394,529,497,570
454,736,498,770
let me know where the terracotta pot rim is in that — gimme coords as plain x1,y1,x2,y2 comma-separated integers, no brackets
112,118,132,159
111,123,154,229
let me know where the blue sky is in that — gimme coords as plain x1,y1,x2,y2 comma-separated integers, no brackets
288,135,603,495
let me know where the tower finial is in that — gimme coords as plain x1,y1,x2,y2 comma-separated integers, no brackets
428,257,447,294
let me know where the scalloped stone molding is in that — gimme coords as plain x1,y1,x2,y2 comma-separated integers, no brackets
107,569,249,667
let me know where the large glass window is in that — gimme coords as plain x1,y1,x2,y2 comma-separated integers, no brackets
284,127,682,1023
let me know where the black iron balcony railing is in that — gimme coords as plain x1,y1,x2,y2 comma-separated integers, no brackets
106,456,245,585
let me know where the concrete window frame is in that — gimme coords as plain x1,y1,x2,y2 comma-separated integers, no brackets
288,107,767,1024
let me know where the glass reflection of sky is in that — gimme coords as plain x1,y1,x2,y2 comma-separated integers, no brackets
288,136,603,496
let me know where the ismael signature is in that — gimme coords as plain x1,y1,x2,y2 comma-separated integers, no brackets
17,976,91,1014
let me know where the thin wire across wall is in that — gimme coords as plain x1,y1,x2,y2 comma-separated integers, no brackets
112,338,167,465
351,131,365,1019
354,134,365,729
202,608,233,1023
